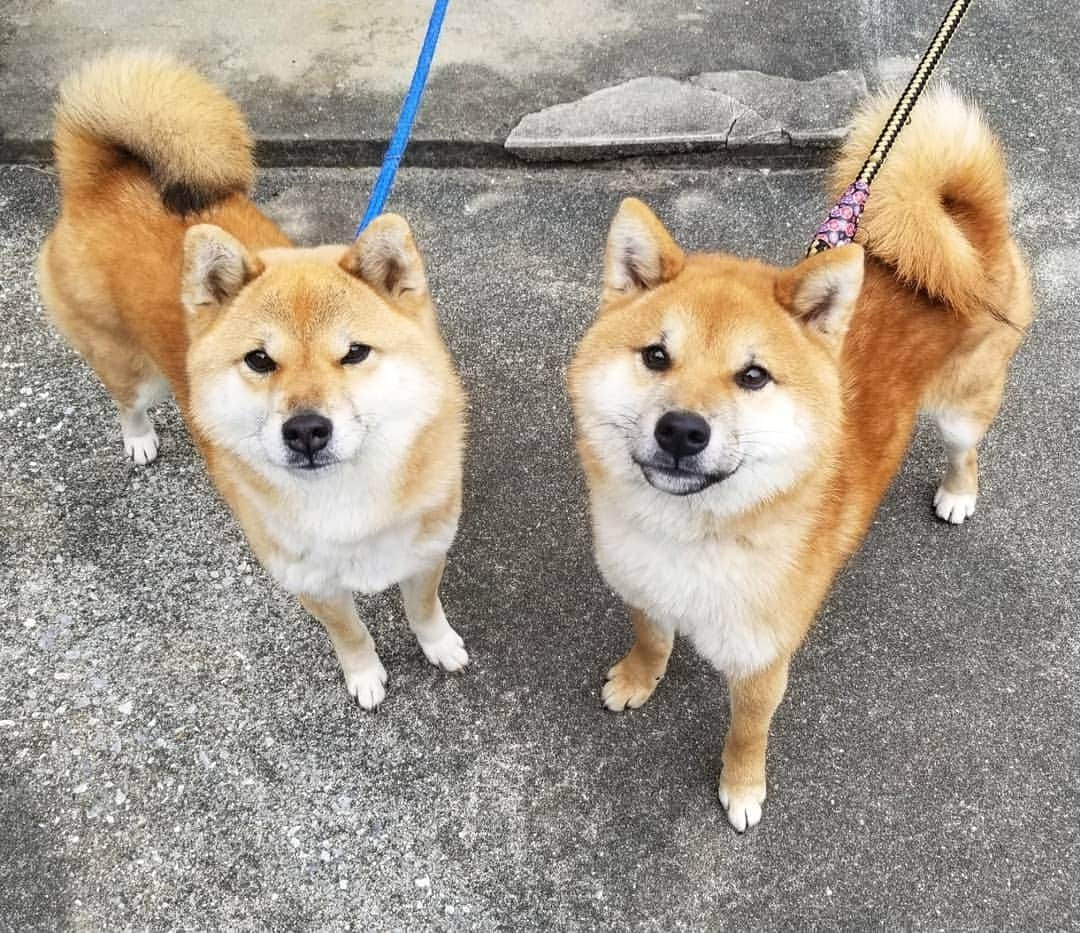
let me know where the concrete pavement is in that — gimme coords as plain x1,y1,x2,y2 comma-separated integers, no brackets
1,1,1078,929
4,1,1077,162
4,0,877,159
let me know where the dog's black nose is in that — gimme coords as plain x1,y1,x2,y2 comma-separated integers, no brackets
654,411,711,459
282,412,333,457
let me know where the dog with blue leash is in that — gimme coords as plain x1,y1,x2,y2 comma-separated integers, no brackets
37,49,469,709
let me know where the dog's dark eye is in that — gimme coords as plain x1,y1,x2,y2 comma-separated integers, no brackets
244,349,276,374
735,364,771,391
641,344,671,372
341,343,371,365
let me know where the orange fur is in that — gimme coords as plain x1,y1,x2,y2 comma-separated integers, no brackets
570,88,1032,831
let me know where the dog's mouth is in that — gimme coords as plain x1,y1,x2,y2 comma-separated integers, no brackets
634,458,736,496
286,453,338,473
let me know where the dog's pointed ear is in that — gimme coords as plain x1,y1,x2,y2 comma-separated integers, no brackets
340,214,428,301
603,198,685,295
181,224,263,313
776,244,864,348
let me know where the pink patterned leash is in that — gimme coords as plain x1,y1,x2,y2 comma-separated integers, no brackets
806,0,973,256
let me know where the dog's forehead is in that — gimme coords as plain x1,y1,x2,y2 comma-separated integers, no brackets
257,244,350,267
241,262,379,334
683,254,779,308
636,259,785,338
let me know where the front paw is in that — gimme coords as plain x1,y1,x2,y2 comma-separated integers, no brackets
718,778,767,832
342,655,388,710
601,656,662,711
417,625,469,672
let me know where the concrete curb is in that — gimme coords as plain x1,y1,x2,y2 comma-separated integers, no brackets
0,137,518,170
0,136,837,171
2,69,883,170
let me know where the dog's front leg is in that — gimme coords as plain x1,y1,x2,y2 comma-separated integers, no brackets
399,559,469,672
601,608,674,711
718,655,790,832
299,591,387,709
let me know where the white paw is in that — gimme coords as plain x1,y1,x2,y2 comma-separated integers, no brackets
417,626,469,672
342,655,388,710
718,781,766,833
123,429,159,466
934,486,976,525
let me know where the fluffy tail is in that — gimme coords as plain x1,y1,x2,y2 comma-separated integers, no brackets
53,50,254,214
831,85,1013,318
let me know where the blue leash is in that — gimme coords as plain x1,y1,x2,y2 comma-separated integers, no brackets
355,0,449,236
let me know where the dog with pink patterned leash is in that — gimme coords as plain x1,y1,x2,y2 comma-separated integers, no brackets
569,0,1034,831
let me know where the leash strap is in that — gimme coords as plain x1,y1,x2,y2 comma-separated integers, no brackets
807,0,973,256
355,0,450,237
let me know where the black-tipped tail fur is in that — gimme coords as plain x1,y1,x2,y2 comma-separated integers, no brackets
53,50,254,215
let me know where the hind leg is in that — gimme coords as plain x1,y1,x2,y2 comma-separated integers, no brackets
72,328,167,466
930,408,991,524
925,240,1031,524
40,257,168,465
116,376,168,465
924,329,1019,525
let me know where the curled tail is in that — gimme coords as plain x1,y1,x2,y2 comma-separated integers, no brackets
831,85,1013,318
53,50,254,214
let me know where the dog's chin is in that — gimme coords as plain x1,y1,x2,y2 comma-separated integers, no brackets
638,463,729,496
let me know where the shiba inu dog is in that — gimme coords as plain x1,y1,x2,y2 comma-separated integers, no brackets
37,51,469,708
569,87,1032,831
